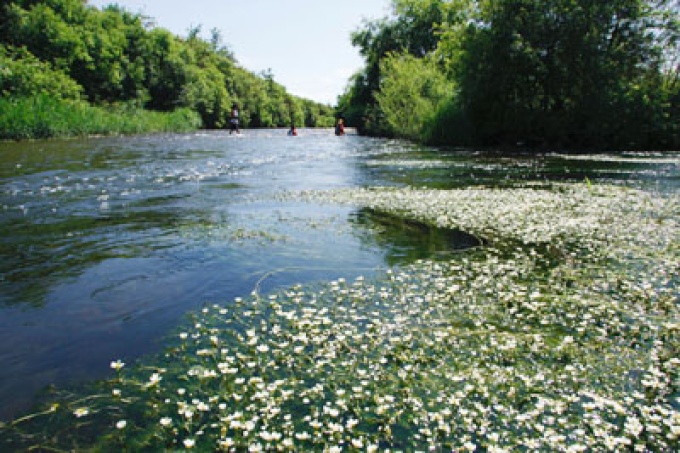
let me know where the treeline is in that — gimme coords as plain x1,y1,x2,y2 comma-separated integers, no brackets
339,0,680,150
0,0,336,139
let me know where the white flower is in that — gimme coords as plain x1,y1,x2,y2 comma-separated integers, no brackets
160,417,172,427
116,420,127,429
464,441,477,452
624,416,644,437
73,407,89,418
260,431,282,441
110,360,125,370
219,438,235,448
197,401,210,412
148,373,162,386
183,438,195,448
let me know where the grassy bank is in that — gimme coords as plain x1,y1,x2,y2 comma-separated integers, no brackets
0,96,202,140
0,182,678,451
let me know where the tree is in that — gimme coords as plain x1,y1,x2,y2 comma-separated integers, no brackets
0,44,83,99
342,0,453,135
0,0,348,132
436,0,680,148
375,52,452,140
142,28,188,110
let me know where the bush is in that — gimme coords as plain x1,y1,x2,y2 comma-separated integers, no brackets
0,44,83,100
0,95,202,140
375,53,453,141
423,96,475,146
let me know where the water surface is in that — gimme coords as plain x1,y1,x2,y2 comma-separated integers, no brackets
1,129,677,419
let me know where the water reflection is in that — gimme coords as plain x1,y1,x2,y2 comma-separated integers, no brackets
1,201,206,307
359,147,680,191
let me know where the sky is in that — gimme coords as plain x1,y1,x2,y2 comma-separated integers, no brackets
87,0,392,105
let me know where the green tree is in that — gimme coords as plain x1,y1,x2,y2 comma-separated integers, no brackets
141,28,188,110
301,99,335,127
375,52,452,141
0,0,344,134
341,0,453,135
342,0,678,148
436,0,680,148
0,44,83,99
177,29,233,128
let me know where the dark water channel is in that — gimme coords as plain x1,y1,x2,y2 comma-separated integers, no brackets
1,129,678,420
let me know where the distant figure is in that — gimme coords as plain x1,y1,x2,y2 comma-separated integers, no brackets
229,103,240,134
335,118,345,136
287,125,298,136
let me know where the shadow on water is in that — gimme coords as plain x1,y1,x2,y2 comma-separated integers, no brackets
359,146,680,192
351,208,484,266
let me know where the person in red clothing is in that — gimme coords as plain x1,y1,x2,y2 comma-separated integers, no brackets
334,118,345,136
288,124,298,136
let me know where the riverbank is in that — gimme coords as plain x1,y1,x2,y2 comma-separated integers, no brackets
2,180,677,451
0,96,202,140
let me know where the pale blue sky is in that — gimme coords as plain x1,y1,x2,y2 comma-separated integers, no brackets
88,0,392,105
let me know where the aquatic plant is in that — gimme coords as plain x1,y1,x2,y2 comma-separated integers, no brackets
1,182,677,451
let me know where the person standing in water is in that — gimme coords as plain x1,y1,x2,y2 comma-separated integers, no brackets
287,124,298,136
334,118,345,136
229,103,240,134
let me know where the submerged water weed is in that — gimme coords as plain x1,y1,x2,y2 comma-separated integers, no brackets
1,183,678,451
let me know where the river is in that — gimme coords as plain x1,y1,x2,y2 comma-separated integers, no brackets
0,129,678,420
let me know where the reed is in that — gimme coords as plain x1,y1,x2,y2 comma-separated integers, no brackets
0,95,202,140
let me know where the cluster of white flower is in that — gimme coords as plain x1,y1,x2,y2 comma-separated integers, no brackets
289,183,678,254
19,181,678,451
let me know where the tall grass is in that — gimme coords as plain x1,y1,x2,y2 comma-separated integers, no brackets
0,95,202,140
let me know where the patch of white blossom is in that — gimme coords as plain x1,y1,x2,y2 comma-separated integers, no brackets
17,182,679,451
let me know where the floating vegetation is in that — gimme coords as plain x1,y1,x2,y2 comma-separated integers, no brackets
350,208,483,265
552,153,680,165
1,182,678,451
363,159,450,168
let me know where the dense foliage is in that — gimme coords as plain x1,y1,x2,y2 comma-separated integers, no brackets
340,0,680,150
0,0,335,138
0,94,201,139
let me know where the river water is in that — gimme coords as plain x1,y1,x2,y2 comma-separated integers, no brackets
0,129,678,420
